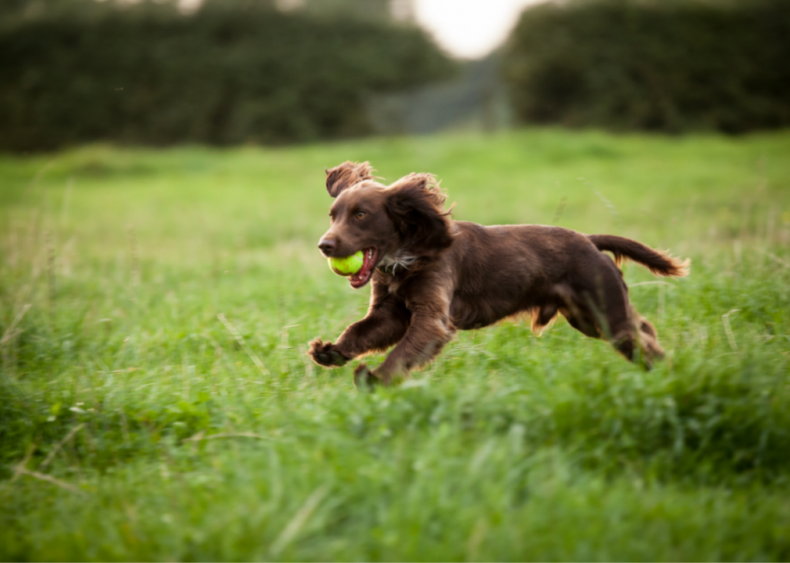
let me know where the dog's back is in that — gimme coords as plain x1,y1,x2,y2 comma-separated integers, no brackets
445,223,608,329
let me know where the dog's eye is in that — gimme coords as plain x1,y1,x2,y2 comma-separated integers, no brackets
355,211,366,219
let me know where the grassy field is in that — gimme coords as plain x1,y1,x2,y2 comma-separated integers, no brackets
1,128,790,561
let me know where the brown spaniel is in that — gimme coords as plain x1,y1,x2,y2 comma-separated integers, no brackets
309,161,689,387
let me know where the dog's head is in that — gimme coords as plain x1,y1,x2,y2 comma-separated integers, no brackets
318,161,454,288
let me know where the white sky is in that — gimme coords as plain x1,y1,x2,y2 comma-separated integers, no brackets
413,0,548,59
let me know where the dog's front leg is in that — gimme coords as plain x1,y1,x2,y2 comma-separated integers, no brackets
309,282,410,368
356,292,454,387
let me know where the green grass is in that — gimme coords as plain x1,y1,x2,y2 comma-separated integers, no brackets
1,128,790,561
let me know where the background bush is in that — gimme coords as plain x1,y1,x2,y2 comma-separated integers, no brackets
0,3,453,152
503,0,790,133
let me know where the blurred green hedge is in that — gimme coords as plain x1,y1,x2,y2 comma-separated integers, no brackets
0,5,453,152
503,0,790,133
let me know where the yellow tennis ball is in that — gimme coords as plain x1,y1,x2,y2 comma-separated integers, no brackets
328,251,364,276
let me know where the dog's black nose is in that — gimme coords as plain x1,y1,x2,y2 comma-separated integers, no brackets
318,238,337,254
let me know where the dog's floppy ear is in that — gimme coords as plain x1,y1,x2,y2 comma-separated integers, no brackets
325,161,374,198
386,173,454,256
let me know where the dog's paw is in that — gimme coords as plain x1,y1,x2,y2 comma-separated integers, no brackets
353,363,377,391
353,364,391,390
308,338,350,367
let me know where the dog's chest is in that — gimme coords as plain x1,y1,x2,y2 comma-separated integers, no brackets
378,250,417,275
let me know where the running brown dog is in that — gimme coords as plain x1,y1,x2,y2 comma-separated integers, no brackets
309,161,689,387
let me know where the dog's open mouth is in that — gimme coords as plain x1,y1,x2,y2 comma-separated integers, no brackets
350,247,378,289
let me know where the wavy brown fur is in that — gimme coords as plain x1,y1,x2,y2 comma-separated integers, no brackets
587,234,690,277
310,162,690,386
325,161,375,197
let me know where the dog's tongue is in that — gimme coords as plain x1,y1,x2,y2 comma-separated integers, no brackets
350,248,375,287
350,268,364,281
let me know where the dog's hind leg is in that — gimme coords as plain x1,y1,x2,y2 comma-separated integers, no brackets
559,263,662,367
560,303,650,365
560,308,600,338
631,308,665,362
601,298,665,368
555,283,601,338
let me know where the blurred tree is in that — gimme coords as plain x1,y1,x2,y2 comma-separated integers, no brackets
503,0,790,134
0,0,452,151
201,0,399,20
0,0,92,19
297,0,392,20
0,0,179,21
0,0,412,20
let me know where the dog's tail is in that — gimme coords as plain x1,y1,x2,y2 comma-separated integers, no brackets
588,234,689,277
